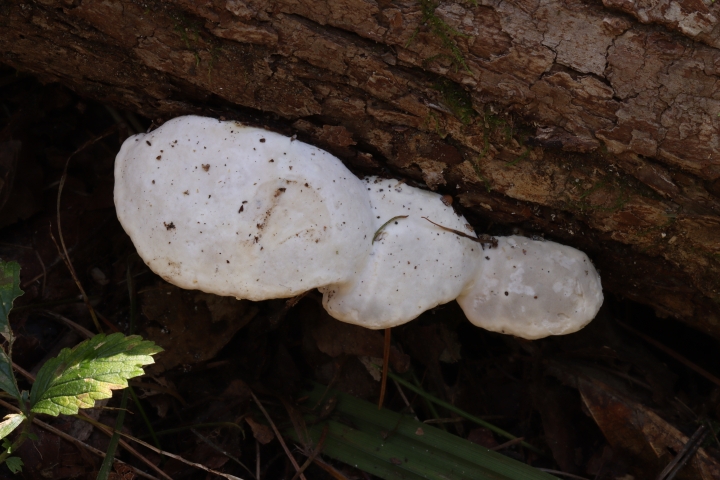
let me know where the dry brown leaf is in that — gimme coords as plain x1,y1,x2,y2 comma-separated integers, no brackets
245,416,275,445
311,314,410,373
141,284,257,374
580,377,720,480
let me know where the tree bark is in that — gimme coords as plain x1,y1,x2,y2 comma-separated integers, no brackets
2,0,720,337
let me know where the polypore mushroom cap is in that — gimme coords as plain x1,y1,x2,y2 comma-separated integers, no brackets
456,235,603,339
114,115,375,301
321,176,480,329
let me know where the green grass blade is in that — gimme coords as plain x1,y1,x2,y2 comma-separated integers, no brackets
289,383,557,480
389,372,543,454
96,388,129,480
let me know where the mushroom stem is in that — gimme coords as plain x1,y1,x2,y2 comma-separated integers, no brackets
378,327,392,409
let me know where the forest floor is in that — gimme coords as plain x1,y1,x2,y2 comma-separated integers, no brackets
1,66,720,480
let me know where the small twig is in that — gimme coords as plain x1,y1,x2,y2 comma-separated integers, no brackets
19,272,43,289
491,436,525,451
54,125,117,334
291,425,328,480
391,379,419,421
192,428,256,479
378,328,392,409
674,396,699,420
256,441,261,480
79,409,173,480
79,413,240,480
48,227,102,333
412,370,446,431
250,390,306,480
20,251,47,294
39,214,115,273
9,296,88,313
0,398,159,480
655,424,707,480
0,242,33,250
144,422,245,440
309,456,350,480
617,320,720,389
128,380,187,405
41,310,94,338
421,217,497,248
372,216,408,243
11,362,34,384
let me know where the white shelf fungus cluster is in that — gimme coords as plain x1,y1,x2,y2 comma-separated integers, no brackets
114,116,603,339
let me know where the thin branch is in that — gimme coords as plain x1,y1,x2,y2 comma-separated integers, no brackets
421,216,497,248
54,125,117,333
77,412,240,480
617,320,720,389
372,216,408,243
250,390,306,480
41,310,94,338
256,441,261,480
655,424,707,480
291,425,328,480
392,378,419,421
0,398,159,480
191,427,256,479
491,436,525,451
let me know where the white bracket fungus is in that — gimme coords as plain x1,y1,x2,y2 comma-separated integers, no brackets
321,177,480,329
456,236,603,339
115,115,603,339
114,116,375,301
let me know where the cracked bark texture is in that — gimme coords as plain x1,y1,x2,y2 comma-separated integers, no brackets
2,0,720,337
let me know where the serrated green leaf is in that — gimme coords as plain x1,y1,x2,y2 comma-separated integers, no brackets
29,333,162,416
0,260,22,343
5,456,23,473
0,414,24,441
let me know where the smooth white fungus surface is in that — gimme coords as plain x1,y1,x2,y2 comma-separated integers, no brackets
114,116,375,301
321,177,480,329
456,235,603,339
